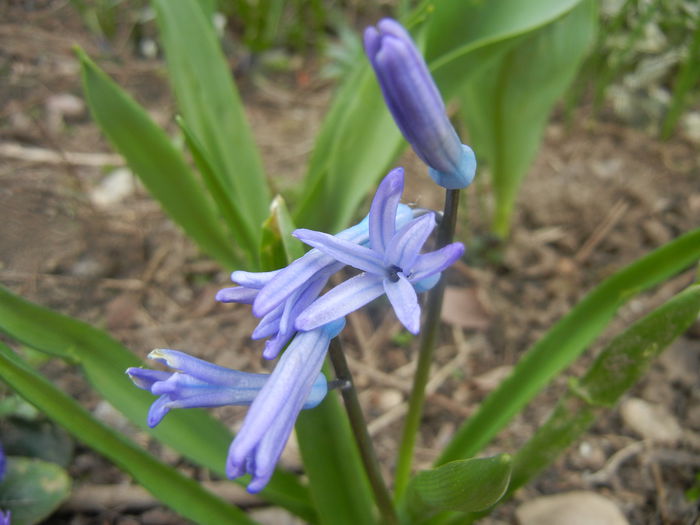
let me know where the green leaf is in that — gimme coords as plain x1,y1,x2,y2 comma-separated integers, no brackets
458,1,597,236
0,417,74,468
0,344,256,525
499,284,700,515
260,195,305,271
0,285,315,521
294,0,589,233
177,115,259,265
437,228,700,465
153,0,270,246
406,455,511,520
295,390,377,525
76,48,242,269
0,457,71,525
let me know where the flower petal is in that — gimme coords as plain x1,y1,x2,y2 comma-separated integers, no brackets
230,269,280,289
410,242,465,282
215,286,258,304
385,212,436,270
126,368,171,390
148,349,260,387
369,168,404,253
293,229,384,274
383,274,421,334
294,274,385,331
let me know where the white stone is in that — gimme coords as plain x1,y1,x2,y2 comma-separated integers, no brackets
516,491,628,525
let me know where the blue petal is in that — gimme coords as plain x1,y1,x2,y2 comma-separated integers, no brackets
293,229,384,274
148,349,262,387
295,274,385,331
215,286,258,304
385,213,436,270
126,368,171,391
369,168,404,253
383,274,421,334
410,243,465,282
230,269,280,289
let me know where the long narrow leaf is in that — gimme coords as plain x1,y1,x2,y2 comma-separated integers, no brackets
437,228,700,464
510,283,700,491
153,0,270,254
459,1,597,236
296,394,377,525
0,342,257,525
177,115,259,266
0,285,315,521
77,48,242,269
455,283,700,524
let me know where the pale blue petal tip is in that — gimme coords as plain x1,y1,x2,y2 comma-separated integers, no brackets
428,144,476,189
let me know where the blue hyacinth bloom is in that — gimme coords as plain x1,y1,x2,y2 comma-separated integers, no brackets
365,18,476,189
217,172,415,358
227,319,345,493
293,169,464,334
127,349,328,428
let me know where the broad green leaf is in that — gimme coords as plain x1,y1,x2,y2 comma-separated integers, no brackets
260,195,306,271
493,284,700,518
296,391,377,525
0,457,70,525
0,285,315,521
153,0,270,249
437,228,700,465
1,417,74,467
458,1,597,236
406,455,511,520
0,344,256,525
77,48,242,269
177,115,259,265
295,0,588,233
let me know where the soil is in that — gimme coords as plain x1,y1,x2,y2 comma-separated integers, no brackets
1,2,699,525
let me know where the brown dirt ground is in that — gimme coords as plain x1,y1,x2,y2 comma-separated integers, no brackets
1,2,699,524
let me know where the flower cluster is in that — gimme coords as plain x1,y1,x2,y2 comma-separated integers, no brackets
127,18,469,494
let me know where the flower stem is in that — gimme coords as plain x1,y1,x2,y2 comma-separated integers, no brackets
328,338,399,525
394,188,461,500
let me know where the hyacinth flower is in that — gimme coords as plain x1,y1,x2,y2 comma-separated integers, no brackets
365,18,476,190
293,169,464,334
127,349,328,428
227,319,345,493
218,170,415,354
217,266,338,359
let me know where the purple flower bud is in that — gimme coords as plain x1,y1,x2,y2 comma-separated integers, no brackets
365,19,476,189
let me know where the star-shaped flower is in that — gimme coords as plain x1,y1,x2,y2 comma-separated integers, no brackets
293,169,464,334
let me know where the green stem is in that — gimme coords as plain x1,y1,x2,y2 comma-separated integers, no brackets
394,189,461,500
328,338,399,525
